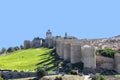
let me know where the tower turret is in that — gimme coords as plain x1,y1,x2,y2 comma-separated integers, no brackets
64,32,67,39
45,29,53,48
46,29,52,38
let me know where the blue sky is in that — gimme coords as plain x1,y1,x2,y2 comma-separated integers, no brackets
0,0,120,49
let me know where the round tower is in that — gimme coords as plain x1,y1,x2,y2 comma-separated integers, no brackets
63,42,71,61
114,53,120,73
24,40,31,49
81,45,96,69
70,43,81,64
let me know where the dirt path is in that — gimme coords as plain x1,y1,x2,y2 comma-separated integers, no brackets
8,77,35,80
83,75,91,80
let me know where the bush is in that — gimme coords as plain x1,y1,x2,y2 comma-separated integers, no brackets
70,70,78,75
58,62,63,67
55,76,62,80
100,76,106,80
92,74,106,80
97,48,117,58
36,67,46,77
1,48,6,54
0,77,3,80
72,62,84,70
0,74,4,80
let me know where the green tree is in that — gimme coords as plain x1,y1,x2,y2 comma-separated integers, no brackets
14,46,20,51
97,48,117,58
1,48,6,54
20,45,24,49
7,47,15,53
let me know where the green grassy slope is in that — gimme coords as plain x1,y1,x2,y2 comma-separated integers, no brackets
0,48,54,72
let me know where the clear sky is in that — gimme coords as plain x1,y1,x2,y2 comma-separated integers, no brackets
0,0,120,49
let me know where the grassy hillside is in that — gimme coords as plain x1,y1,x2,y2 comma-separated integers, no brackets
0,48,55,72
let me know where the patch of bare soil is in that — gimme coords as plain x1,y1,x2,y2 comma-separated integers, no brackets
40,75,84,80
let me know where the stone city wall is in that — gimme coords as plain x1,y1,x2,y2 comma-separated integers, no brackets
81,45,96,69
24,40,31,49
70,43,81,64
114,53,120,73
31,39,42,48
55,38,120,73
59,39,65,58
96,55,114,70
56,38,64,58
63,42,71,61
63,39,78,61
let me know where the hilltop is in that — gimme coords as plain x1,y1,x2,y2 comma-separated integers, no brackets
0,48,55,72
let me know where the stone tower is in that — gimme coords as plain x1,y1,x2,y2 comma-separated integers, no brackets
46,29,52,39
114,53,120,73
81,45,96,69
63,42,71,61
45,29,53,48
31,37,42,48
70,43,81,64
64,32,68,39
24,40,31,49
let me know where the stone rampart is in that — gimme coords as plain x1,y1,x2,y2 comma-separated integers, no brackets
114,53,120,73
56,38,64,58
63,39,78,60
59,40,65,58
81,45,96,68
63,42,71,61
70,43,81,64
24,40,31,49
31,39,42,48
96,55,114,70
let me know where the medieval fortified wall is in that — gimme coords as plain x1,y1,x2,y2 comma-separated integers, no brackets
24,29,120,73
24,37,43,49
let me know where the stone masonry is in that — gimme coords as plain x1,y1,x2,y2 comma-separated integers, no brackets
70,43,81,64
114,53,120,73
59,39,65,58
56,38,63,57
63,42,71,61
24,37,43,49
24,40,31,49
54,37,120,73
31,38,42,48
81,45,96,69
45,30,120,73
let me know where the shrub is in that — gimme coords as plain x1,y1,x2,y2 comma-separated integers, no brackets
100,76,106,80
0,77,4,80
1,48,6,54
36,67,46,77
92,74,106,80
72,62,84,70
0,74,4,80
58,62,63,67
70,70,78,75
97,48,118,58
7,47,15,53
55,76,62,80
